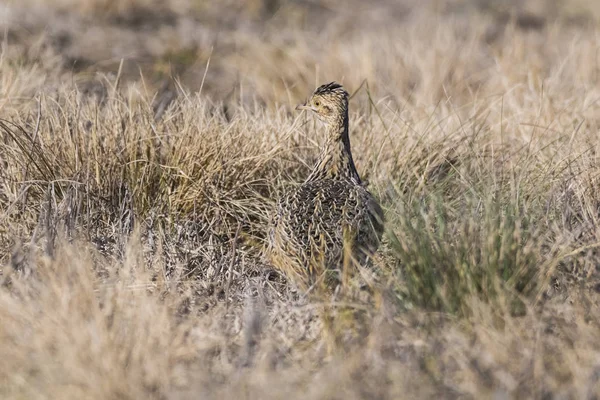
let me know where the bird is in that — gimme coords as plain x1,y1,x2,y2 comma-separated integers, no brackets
267,82,384,289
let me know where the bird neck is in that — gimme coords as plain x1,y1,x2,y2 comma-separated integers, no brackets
307,108,361,184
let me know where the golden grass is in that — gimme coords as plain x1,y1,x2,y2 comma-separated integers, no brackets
1,0,600,398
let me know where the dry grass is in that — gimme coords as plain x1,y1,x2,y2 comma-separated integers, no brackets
1,0,600,398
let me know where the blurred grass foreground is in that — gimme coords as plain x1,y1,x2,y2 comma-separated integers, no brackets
1,0,600,398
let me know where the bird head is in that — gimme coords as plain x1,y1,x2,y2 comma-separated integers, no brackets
296,82,349,125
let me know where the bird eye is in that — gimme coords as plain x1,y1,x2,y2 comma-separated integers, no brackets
314,100,321,107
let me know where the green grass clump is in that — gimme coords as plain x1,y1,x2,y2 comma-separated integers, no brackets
389,188,542,314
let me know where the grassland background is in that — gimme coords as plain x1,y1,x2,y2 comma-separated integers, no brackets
1,0,600,398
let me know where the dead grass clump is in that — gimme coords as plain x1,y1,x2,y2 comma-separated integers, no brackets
0,240,194,399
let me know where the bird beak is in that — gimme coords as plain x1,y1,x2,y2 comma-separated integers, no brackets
295,103,312,111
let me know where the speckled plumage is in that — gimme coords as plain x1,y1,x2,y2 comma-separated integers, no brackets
267,82,384,288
